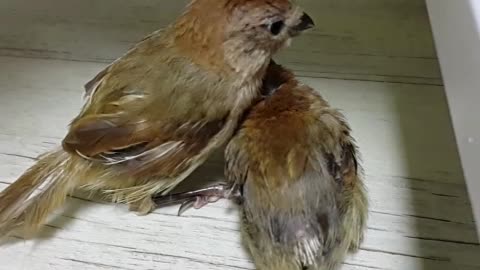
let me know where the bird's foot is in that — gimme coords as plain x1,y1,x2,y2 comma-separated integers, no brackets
152,183,241,216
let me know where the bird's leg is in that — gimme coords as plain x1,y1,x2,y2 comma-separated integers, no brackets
152,183,241,216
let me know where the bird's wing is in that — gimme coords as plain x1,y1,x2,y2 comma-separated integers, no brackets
66,62,229,178
63,110,228,178
83,29,164,98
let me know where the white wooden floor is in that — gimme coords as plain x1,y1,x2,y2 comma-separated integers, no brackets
0,0,479,269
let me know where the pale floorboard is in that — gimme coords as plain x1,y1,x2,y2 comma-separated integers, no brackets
0,1,478,269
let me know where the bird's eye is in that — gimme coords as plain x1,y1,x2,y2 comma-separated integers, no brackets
268,20,285,36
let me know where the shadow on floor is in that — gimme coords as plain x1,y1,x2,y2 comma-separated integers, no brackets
392,79,480,269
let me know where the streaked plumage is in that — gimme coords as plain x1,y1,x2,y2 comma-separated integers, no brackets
0,0,314,239
154,60,368,270
227,61,368,270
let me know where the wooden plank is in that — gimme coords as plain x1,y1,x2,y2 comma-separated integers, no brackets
0,0,442,84
0,183,478,270
0,56,461,183
0,56,478,269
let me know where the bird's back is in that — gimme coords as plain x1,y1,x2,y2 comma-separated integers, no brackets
225,64,368,269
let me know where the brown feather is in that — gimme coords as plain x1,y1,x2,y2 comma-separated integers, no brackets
84,64,109,97
0,0,312,238
224,62,368,269
149,60,365,269
0,150,73,238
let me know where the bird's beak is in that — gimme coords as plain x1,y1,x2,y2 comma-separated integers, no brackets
289,12,315,36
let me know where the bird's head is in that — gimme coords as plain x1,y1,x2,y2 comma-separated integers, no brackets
172,0,314,79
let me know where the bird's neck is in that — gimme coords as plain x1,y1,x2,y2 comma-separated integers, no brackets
167,8,271,85
166,7,230,76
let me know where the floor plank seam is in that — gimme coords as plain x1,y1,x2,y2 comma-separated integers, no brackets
0,53,444,86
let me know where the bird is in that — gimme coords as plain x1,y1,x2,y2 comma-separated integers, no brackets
153,60,368,270
0,0,315,239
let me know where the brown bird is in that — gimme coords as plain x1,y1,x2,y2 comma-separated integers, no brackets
0,0,314,239
154,60,368,270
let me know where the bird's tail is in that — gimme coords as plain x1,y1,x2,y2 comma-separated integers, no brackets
0,149,79,239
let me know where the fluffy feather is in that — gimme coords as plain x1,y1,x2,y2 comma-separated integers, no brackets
0,0,313,239
152,60,368,269
225,61,368,270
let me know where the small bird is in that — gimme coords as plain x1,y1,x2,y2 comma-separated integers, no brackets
0,0,314,238
154,60,368,270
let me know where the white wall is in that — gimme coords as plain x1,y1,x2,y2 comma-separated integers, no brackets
426,0,480,234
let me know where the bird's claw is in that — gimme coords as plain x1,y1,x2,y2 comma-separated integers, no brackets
178,198,196,216
152,183,241,216
177,195,222,216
